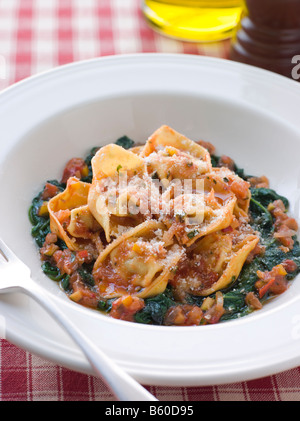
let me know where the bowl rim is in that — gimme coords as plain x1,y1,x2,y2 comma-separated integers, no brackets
1,53,300,386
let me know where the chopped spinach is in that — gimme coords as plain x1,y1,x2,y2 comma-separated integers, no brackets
220,188,300,321
29,140,300,327
262,237,300,273
133,177,300,325
78,265,95,287
234,163,250,180
97,298,117,313
249,197,273,236
61,274,70,291
250,187,289,209
85,146,100,166
28,197,44,226
210,154,219,168
210,154,251,180
115,135,135,150
42,261,62,281
135,288,176,325
31,217,51,248
249,187,290,239
29,180,65,247
97,300,107,311
221,239,300,321
82,146,99,183
46,179,66,191
187,229,199,239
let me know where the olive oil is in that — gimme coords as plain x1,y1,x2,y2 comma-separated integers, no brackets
143,0,245,42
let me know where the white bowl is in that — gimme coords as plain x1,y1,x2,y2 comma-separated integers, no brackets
1,54,300,387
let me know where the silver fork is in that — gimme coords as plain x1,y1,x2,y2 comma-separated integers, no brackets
0,238,157,401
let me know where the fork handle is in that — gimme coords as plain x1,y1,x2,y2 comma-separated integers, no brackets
18,277,157,401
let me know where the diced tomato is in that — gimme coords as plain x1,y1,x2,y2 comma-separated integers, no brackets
282,259,298,273
257,277,276,299
109,296,145,322
222,226,233,234
55,209,71,229
53,249,78,275
248,175,269,189
197,140,216,155
274,225,296,249
45,233,58,244
230,178,250,202
202,292,225,324
76,249,93,264
164,305,203,326
245,292,262,310
246,242,266,264
268,200,299,250
69,274,99,308
218,155,235,171
41,183,59,200
268,278,288,295
256,264,288,298
61,158,89,183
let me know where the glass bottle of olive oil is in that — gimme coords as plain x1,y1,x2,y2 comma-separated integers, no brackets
142,0,245,42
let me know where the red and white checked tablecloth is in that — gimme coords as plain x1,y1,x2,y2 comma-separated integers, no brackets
0,0,300,402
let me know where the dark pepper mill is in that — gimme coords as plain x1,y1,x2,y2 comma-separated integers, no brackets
230,0,300,79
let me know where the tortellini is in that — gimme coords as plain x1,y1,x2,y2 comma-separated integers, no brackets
202,168,251,218
162,187,237,247
48,177,101,251
172,230,259,297
93,220,184,299
88,144,160,242
142,125,212,184
47,125,259,301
